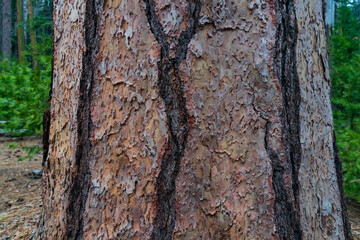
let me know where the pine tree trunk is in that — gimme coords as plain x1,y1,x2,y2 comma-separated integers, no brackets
16,0,24,63
1,0,11,59
27,0,37,67
37,0,352,239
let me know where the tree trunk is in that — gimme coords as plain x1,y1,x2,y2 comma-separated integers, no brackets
27,0,37,67
16,0,24,63
1,0,11,59
37,0,352,239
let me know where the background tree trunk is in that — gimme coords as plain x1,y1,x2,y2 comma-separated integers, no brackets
37,0,352,239
16,0,24,62
27,0,36,67
1,0,11,59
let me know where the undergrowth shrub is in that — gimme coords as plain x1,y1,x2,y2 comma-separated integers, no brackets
0,56,51,135
330,1,360,202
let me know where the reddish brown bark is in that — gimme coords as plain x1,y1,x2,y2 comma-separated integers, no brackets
36,0,352,239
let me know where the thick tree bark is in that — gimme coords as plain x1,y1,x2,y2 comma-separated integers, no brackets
37,0,352,239
1,0,11,59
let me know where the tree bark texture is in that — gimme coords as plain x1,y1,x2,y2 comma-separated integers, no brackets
1,0,11,59
38,0,352,239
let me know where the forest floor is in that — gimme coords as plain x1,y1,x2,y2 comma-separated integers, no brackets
0,136,42,240
0,137,360,239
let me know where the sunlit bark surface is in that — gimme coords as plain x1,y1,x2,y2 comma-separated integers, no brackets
37,0,352,239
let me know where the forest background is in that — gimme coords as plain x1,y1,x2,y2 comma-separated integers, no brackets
0,0,359,201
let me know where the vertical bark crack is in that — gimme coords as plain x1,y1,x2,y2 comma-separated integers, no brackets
143,1,201,239
264,121,301,239
42,49,53,168
66,0,99,238
273,0,302,239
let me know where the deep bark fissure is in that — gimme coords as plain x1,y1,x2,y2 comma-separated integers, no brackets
333,131,353,239
42,109,50,167
65,0,99,238
143,1,201,239
42,43,54,168
273,0,302,239
264,121,301,239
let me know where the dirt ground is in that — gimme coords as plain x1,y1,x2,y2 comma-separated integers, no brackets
0,136,360,239
0,136,42,240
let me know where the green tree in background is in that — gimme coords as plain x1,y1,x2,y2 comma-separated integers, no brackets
0,55,51,135
330,0,360,201
0,0,52,135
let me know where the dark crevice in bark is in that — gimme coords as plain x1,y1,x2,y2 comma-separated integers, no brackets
66,0,99,238
333,131,354,239
264,121,301,240
42,108,50,167
42,43,54,168
273,0,302,239
143,1,201,239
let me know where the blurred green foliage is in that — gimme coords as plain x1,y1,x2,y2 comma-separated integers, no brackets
7,142,19,149
0,0,52,136
330,1,360,201
0,45,51,135
18,145,42,161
